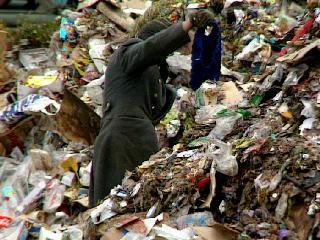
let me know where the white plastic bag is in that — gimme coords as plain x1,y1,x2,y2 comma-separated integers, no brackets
208,113,242,140
206,139,238,176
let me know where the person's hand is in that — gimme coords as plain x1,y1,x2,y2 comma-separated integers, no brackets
188,10,215,28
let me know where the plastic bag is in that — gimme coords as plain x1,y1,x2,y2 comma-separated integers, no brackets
29,149,54,172
208,113,242,140
275,0,299,35
17,72,64,100
176,212,215,230
91,198,117,224
88,37,107,74
16,180,47,214
63,226,83,240
0,157,30,210
60,17,77,42
301,99,317,118
153,224,195,240
195,105,226,125
120,233,152,240
283,64,309,87
260,64,284,91
206,139,238,176
18,48,53,70
235,36,267,62
195,81,219,108
1,186,19,217
0,94,60,125
84,75,104,105
0,221,28,240
43,179,66,213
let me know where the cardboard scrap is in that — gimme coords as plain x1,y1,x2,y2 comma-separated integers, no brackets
193,224,239,240
0,31,9,84
114,216,140,229
97,1,135,32
101,228,125,240
277,39,320,63
220,81,243,107
56,88,100,145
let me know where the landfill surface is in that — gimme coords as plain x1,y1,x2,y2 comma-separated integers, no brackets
0,0,320,239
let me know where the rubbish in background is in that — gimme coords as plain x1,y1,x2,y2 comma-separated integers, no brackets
29,149,54,172
17,72,64,100
91,198,118,224
221,65,245,82
195,81,219,108
0,221,28,240
43,179,66,213
1,0,320,239
88,37,107,74
220,81,243,107
166,52,191,85
208,112,242,140
153,224,196,240
61,171,75,186
193,224,239,240
0,94,60,125
283,64,309,87
206,139,238,176
176,212,215,230
235,35,269,62
83,75,104,105
60,17,77,42
16,180,47,214
195,104,226,125
18,48,54,70
56,88,101,145
39,227,63,240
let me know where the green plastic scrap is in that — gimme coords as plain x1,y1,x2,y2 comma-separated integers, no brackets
239,232,251,240
216,109,235,117
236,140,252,149
161,107,179,125
217,108,251,119
188,137,208,148
236,109,251,119
250,94,264,107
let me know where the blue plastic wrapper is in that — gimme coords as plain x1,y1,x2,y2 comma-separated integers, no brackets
60,17,77,42
0,94,60,125
0,95,41,124
53,0,68,5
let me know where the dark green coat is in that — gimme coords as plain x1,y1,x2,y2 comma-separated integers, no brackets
89,23,190,207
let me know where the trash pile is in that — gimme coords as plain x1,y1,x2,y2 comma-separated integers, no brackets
0,0,320,239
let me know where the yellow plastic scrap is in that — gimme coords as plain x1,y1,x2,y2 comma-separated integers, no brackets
280,111,293,119
73,57,90,76
236,140,252,149
60,157,79,178
26,75,58,88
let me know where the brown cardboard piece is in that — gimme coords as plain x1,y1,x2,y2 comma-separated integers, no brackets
97,1,135,32
0,31,9,84
100,228,124,240
193,225,239,240
56,88,100,145
220,81,243,107
277,39,320,64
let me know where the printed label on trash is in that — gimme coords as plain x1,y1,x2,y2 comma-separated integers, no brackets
0,216,12,229
26,76,58,88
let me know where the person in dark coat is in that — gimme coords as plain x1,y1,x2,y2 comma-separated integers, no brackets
89,10,215,207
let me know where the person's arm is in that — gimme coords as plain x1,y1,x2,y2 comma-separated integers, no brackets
120,20,193,75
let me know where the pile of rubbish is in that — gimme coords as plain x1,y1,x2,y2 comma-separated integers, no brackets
0,0,320,239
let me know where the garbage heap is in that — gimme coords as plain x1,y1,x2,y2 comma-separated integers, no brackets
0,0,320,239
